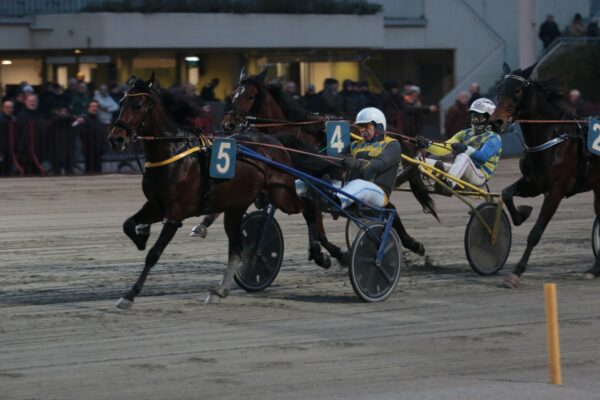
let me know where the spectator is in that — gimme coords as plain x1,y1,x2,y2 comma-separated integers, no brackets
283,81,303,106
0,100,16,174
444,91,470,138
75,100,107,174
569,89,588,116
109,83,124,103
566,13,586,37
586,18,599,37
318,78,342,115
340,79,358,119
46,107,76,175
70,82,90,117
538,14,561,48
0,100,15,122
200,78,220,102
357,81,377,108
94,84,120,125
468,82,481,106
15,94,44,175
380,81,404,131
401,86,437,136
40,83,68,118
302,84,320,113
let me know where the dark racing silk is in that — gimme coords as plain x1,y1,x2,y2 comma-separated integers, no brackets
350,136,402,195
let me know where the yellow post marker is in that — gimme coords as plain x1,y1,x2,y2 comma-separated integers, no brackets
544,283,562,385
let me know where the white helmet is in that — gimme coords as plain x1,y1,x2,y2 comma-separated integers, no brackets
355,107,386,131
469,98,496,115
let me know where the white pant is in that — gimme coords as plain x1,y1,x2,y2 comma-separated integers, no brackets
425,153,486,187
337,179,387,209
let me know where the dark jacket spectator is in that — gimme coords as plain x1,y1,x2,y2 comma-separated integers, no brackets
318,78,342,115
76,100,108,174
381,81,404,131
401,86,437,136
444,91,471,138
47,110,76,175
200,78,220,102
0,100,16,174
340,79,359,119
586,19,599,37
70,83,90,117
302,84,320,113
468,82,482,106
538,14,561,48
15,94,45,175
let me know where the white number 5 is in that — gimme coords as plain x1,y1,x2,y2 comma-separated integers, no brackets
216,142,231,173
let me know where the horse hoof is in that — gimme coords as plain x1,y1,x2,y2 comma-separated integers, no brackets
583,268,600,279
190,224,208,238
498,274,520,289
116,297,134,310
204,293,221,304
514,206,533,226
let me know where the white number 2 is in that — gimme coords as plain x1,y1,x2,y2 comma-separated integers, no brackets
593,123,600,152
330,125,344,153
216,142,231,173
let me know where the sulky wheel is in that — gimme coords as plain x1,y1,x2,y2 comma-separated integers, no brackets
464,202,512,276
592,216,600,259
234,210,284,292
349,224,402,303
345,218,378,250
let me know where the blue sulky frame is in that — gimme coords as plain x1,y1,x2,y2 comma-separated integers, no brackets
238,145,397,268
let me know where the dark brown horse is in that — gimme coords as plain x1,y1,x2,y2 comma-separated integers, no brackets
108,75,338,308
218,68,438,256
491,63,600,287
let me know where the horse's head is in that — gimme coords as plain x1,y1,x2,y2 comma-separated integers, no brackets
222,67,268,131
109,73,159,150
490,63,536,133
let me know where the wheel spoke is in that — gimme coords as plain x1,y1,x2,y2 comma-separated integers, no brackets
374,265,393,284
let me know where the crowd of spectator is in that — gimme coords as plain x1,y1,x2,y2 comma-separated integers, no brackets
0,76,215,177
538,12,599,49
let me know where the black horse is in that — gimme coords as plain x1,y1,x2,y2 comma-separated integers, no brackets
491,63,600,287
109,75,343,307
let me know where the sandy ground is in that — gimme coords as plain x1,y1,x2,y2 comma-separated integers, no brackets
1,158,600,400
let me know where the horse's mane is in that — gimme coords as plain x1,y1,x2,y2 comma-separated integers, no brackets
513,67,573,115
240,74,323,134
267,82,323,134
158,89,203,126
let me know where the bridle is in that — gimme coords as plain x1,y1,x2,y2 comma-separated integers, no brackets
113,91,154,146
498,74,531,124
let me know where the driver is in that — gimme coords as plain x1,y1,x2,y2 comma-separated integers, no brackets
336,107,402,208
416,97,502,194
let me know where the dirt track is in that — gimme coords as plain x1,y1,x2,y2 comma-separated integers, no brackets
1,158,600,400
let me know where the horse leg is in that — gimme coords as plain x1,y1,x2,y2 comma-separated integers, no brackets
385,203,425,256
502,177,539,226
303,206,331,269
123,201,162,251
190,212,221,238
205,209,246,303
584,188,600,279
314,211,347,266
116,219,182,309
501,191,563,288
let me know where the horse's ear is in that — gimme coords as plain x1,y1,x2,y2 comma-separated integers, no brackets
239,66,247,83
146,71,156,88
502,63,511,75
256,67,269,83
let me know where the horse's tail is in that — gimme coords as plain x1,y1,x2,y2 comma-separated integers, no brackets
405,166,439,222
274,132,336,176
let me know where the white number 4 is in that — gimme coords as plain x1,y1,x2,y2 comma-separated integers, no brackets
330,125,345,153
216,142,231,173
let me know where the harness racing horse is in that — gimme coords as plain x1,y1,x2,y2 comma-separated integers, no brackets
108,75,339,308
491,63,600,288
217,68,438,256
